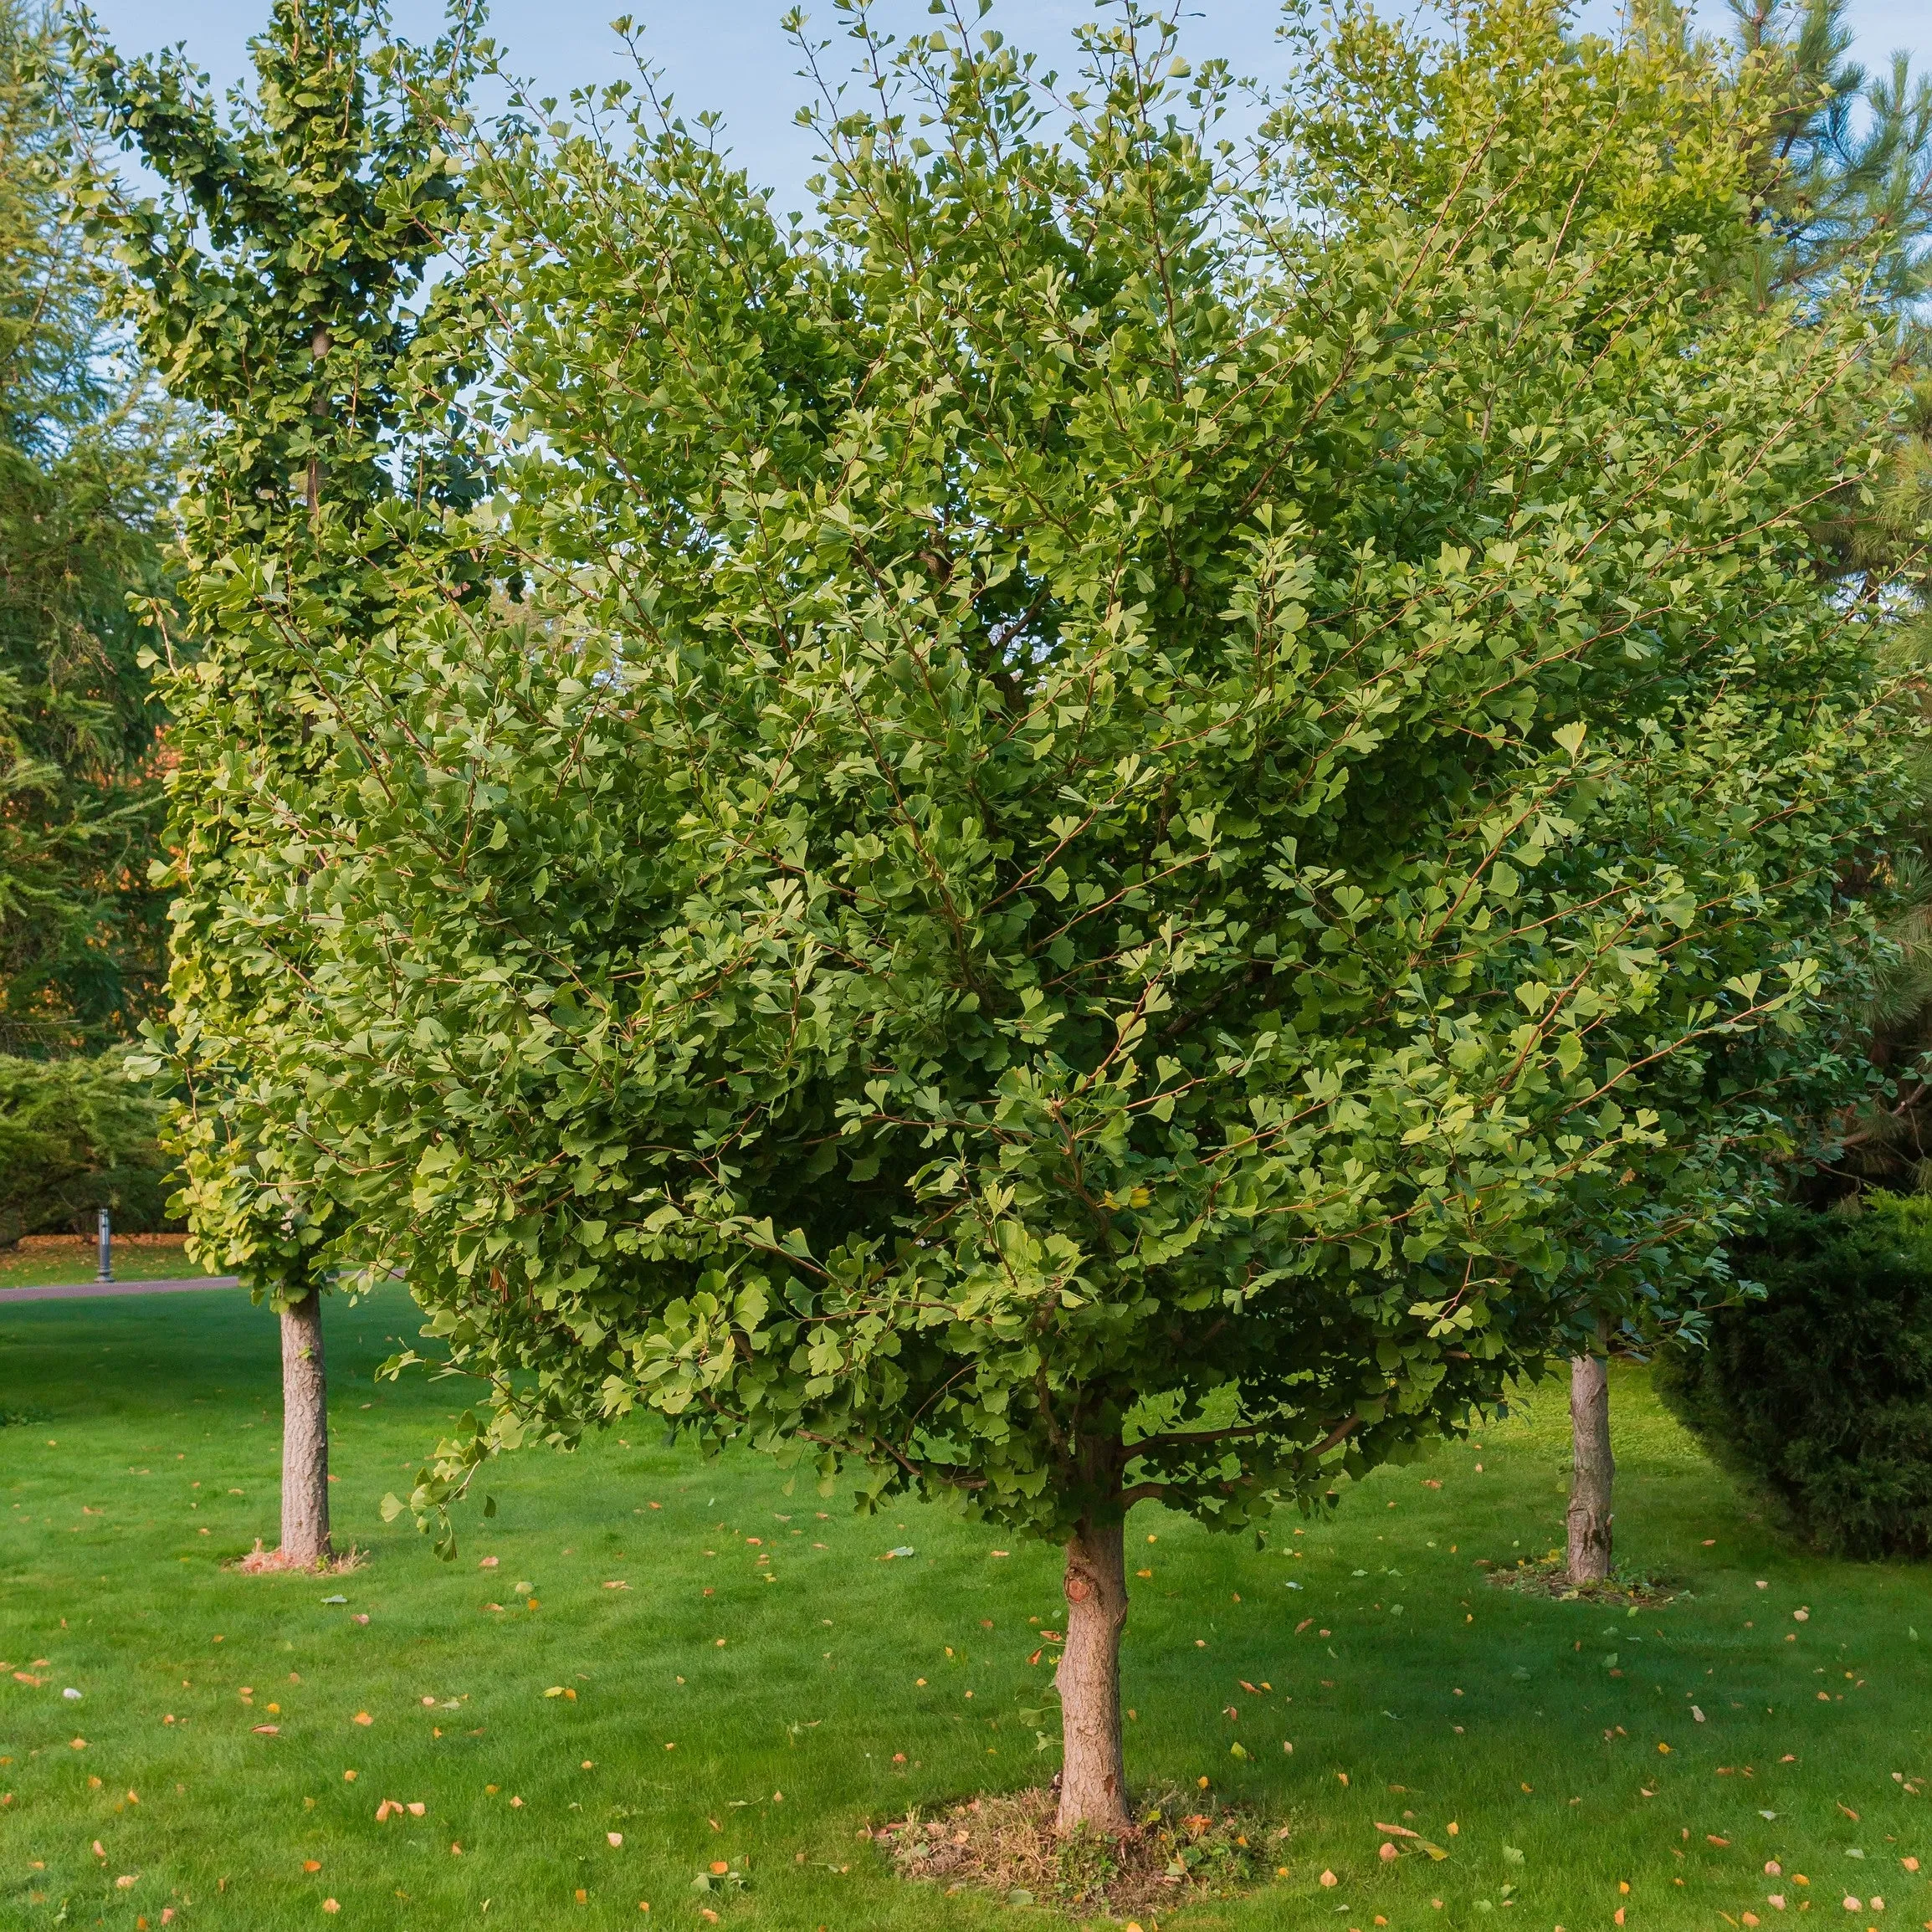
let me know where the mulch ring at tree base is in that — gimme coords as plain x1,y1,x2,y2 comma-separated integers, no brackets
874,1784,1265,1914
1482,1549,1681,1606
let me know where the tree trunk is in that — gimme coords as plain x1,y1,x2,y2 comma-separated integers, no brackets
1566,1329,1613,1585
1054,1517,1131,1835
279,1291,332,1566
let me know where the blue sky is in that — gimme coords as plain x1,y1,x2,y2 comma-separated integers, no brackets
83,0,1929,206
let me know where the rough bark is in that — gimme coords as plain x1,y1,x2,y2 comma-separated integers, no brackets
1566,1330,1614,1585
1054,1517,1131,1835
279,1290,331,1566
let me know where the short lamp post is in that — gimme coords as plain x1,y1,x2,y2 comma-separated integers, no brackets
95,1207,112,1284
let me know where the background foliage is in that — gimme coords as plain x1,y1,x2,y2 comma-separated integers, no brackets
0,0,177,1059
0,1044,167,1244
0,1,184,1246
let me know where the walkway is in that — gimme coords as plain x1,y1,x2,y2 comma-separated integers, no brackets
0,1276,241,1304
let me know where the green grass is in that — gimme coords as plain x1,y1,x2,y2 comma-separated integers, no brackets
4,1288,1931,1932
0,1240,221,1291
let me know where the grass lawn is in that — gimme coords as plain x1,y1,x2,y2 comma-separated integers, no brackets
3,1286,1930,1932
1,1240,222,1292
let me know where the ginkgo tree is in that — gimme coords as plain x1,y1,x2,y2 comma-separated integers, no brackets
170,0,1899,1830
63,0,484,1566
1551,0,1932,1590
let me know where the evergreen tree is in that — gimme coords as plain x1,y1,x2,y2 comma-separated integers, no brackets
1731,0,1932,307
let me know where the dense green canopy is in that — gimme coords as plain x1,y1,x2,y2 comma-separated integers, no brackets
326,0,1900,1528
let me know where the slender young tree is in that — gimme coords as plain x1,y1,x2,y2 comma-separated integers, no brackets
64,0,481,1566
230,0,1898,1829
1555,0,1932,1590
1566,1320,1616,1581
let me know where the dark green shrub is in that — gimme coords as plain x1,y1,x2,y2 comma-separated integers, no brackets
0,1049,173,1245
1657,1196,1932,1558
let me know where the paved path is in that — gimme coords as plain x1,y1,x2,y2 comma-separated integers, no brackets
0,1276,241,1304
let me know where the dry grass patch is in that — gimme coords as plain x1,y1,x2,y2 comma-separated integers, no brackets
228,1540,368,1576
